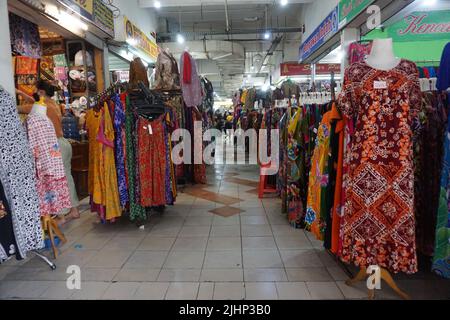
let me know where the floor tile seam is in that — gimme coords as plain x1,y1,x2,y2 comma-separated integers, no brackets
263,210,287,273
156,225,183,279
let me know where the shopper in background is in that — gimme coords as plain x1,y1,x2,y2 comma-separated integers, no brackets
16,80,80,224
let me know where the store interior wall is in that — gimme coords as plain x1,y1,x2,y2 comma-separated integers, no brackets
113,0,158,41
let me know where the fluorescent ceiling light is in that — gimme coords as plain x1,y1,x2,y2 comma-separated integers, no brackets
212,53,232,60
424,0,437,6
59,11,88,31
126,38,138,46
177,34,185,44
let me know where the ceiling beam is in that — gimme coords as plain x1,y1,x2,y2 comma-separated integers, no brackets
139,0,313,8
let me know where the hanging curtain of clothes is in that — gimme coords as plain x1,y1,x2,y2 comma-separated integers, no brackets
86,99,122,222
432,43,450,279
0,88,43,262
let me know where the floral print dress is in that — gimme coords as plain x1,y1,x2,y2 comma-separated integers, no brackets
25,113,71,216
338,59,422,274
305,111,332,240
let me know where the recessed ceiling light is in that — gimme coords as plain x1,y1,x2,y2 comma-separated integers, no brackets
264,32,271,39
281,0,288,6
177,34,185,44
244,17,259,22
154,1,161,8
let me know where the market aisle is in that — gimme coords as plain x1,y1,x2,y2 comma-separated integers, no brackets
0,139,449,300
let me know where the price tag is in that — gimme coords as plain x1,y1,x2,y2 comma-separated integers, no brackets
374,81,388,89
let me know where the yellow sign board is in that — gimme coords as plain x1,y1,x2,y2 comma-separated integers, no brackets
74,0,93,14
124,16,158,61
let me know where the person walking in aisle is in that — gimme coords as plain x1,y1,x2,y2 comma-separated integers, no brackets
16,80,80,224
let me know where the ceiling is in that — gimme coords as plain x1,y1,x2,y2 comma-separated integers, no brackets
144,0,308,97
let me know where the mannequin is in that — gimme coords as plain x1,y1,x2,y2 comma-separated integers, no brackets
365,38,401,71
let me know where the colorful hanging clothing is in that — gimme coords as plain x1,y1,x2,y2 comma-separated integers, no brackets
113,94,129,207
97,103,122,221
0,89,42,261
305,110,332,240
0,180,19,261
286,109,306,227
129,57,149,89
338,60,422,274
180,51,202,107
25,113,71,216
414,92,447,256
9,13,42,58
437,42,450,91
125,97,146,221
15,56,39,97
154,50,181,91
323,105,345,250
432,106,450,279
86,109,102,203
347,41,372,64
329,111,346,254
138,116,167,207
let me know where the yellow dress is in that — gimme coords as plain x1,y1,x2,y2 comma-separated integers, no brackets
86,105,122,221
86,109,102,203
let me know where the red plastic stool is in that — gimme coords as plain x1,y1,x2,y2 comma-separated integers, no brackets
258,162,278,199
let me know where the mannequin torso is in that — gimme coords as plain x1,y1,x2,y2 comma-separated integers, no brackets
365,38,401,71
30,103,47,117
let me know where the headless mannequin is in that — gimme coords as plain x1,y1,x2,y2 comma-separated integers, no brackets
30,101,47,116
365,38,401,71
346,39,411,300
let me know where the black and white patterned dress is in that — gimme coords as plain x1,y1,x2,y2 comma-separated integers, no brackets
0,88,43,262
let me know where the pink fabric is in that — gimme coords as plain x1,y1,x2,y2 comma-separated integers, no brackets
25,113,71,215
97,110,114,148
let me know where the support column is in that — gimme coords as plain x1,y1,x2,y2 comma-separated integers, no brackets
103,45,111,88
340,28,360,77
0,1,15,94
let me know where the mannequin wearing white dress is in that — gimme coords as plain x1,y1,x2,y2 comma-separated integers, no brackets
365,38,401,71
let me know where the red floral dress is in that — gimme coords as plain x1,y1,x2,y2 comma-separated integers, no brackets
138,116,167,207
338,59,422,274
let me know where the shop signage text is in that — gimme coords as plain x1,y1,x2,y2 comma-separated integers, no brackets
124,16,158,61
339,0,375,26
281,63,341,76
58,0,114,37
299,6,339,61
392,11,450,41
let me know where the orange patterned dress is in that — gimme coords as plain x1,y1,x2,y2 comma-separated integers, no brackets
338,59,422,274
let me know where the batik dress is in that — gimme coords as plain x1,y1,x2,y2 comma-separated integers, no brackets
0,89,43,260
338,60,422,274
305,111,332,240
25,113,71,216
432,104,450,279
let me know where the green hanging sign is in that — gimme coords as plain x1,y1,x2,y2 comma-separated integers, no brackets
387,10,450,42
339,0,375,26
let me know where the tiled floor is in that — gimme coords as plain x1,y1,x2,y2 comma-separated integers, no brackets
0,141,449,300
